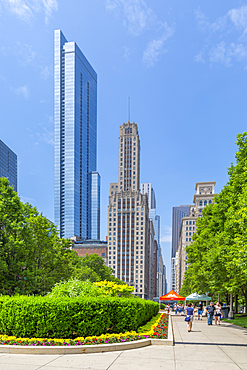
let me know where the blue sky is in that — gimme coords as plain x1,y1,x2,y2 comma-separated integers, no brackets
1,0,247,288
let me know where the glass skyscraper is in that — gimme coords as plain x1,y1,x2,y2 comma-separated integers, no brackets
0,140,17,192
88,171,100,240
54,29,100,240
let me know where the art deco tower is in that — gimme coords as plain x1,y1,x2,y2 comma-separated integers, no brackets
107,122,149,299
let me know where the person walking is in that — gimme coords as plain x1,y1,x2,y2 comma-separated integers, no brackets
185,303,194,332
166,304,170,313
214,302,223,325
197,301,203,321
206,302,215,325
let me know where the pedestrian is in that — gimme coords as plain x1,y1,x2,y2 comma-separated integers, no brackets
185,303,194,332
166,304,170,313
214,302,223,325
175,303,178,314
206,302,215,325
197,301,203,321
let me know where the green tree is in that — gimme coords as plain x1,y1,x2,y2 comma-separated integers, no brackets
181,133,247,307
0,178,80,295
75,253,116,282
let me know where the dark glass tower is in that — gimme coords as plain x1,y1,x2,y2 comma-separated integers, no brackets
0,140,17,192
54,30,99,239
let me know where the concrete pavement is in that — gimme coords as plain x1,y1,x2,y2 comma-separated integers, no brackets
0,316,247,369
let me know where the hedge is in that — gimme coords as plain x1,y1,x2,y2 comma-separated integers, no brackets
0,296,159,338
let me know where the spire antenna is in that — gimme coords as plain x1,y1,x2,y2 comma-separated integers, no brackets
128,97,130,123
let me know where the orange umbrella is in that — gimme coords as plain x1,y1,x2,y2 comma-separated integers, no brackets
160,290,185,301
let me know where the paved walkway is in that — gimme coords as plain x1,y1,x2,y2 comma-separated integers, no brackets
1,316,247,369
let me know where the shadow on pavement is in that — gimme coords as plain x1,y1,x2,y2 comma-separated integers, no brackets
175,342,247,347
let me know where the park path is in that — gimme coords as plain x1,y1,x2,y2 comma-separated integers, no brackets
0,316,247,369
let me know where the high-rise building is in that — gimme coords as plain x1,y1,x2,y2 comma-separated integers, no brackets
107,122,150,299
0,140,17,192
141,183,156,209
171,206,190,258
141,183,165,298
54,30,100,240
89,172,101,240
177,182,216,292
171,205,190,291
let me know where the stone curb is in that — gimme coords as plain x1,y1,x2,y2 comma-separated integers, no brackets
0,315,174,355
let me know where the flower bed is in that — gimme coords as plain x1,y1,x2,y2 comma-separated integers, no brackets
0,314,168,346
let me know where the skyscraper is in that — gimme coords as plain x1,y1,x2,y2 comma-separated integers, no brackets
171,205,190,290
0,140,17,192
54,30,100,240
107,122,150,299
141,183,164,297
89,171,101,240
140,183,156,209
171,206,190,258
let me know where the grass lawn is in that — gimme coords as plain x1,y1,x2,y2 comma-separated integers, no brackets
222,315,247,328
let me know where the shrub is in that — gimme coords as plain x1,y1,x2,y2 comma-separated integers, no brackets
0,295,159,338
47,279,134,299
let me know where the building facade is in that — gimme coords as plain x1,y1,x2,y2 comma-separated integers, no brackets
54,29,100,240
141,183,156,209
89,172,101,240
107,122,150,299
72,239,107,265
0,140,17,192
177,182,216,292
148,219,155,299
171,205,190,291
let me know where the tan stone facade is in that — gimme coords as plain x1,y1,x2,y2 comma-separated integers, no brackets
107,122,150,299
177,182,216,292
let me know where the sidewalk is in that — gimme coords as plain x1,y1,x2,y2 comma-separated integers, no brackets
0,316,247,369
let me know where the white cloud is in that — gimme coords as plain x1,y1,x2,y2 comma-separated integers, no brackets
42,0,58,24
40,65,51,79
16,42,36,65
228,5,247,35
195,5,247,67
209,41,247,66
20,195,36,203
143,23,174,67
106,0,156,36
161,226,172,243
1,0,58,23
36,127,54,145
195,8,210,32
13,84,29,98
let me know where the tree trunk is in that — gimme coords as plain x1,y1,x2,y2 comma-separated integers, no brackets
228,293,234,319
234,294,238,314
244,291,247,314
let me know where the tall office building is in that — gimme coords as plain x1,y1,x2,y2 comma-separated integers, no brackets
54,30,100,240
107,122,150,299
171,206,190,258
0,140,17,192
89,171,101,240
140,183,156,209
141,183,165,298
171,205,190,290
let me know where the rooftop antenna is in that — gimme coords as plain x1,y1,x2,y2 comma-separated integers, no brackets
128,97,130,123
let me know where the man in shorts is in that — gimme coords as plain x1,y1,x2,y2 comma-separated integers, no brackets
206,302,215,325
197,301,203,320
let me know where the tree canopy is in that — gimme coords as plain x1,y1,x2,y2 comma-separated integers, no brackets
0,179,118,295
180,132,247,306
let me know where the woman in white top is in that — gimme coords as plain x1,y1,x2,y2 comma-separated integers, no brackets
214,302,223,325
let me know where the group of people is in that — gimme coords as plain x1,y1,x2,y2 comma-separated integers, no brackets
185,301,223,332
